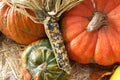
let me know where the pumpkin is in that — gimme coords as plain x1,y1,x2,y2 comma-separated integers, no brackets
61,0,120,66
0,1,46,44
22,39,68,80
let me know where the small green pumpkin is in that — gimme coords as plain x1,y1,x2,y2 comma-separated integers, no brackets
22,39,68,80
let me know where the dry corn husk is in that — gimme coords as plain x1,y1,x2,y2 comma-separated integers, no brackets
4,0,83,23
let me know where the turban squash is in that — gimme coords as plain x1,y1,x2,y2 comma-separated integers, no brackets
22,39,68,80
0,1,46,44
61,0,120,66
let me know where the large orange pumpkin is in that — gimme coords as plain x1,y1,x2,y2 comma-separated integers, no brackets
61,0,120,66
0,1,46,44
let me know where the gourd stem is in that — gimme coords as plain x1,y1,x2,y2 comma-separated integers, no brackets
87,12,108,32
38,62,46,71
44,17,71,74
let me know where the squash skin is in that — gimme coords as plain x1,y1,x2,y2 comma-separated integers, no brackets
0,1,46,44
110,66,120,80
22,39,68,80
61,0,120,66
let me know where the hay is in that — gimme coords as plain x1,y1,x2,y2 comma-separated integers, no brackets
68,63,90,80
0,35,26,80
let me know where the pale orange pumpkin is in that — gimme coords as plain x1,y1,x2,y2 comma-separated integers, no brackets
0,1,46,44
61,0,120,66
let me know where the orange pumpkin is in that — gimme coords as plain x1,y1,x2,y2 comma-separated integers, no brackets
61,0,120,66
0,1,46,44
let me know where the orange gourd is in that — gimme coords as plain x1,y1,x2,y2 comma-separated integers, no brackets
0,1,46,44
61,0,120,66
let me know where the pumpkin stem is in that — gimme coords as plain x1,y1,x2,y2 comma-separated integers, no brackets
87,12,108,32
